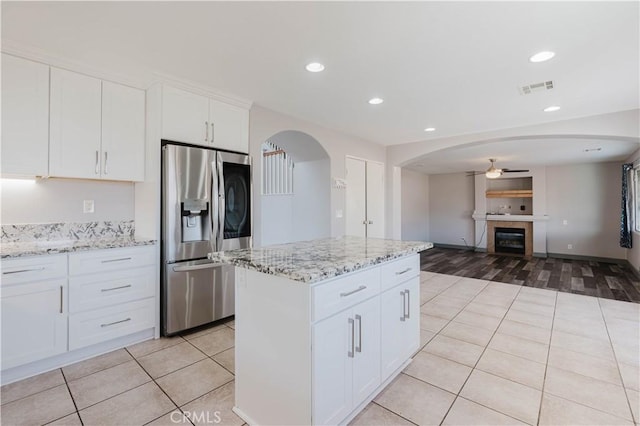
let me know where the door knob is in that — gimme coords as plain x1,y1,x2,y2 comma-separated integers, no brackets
362,220,367,225
368,220,373,224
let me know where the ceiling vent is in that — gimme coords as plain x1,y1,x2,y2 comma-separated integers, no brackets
519,80,554,95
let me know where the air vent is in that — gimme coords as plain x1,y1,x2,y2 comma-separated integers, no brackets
519,80,554,95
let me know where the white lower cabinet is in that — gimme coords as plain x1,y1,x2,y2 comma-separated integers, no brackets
0,255,68,370
381,276,420,378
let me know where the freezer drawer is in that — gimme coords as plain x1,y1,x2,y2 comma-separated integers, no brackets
163,260,234,335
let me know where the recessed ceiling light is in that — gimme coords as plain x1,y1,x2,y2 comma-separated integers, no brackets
529,51,555,63
424,127,436,132
368,97,384,105
543,105,561,112
305,62,325,72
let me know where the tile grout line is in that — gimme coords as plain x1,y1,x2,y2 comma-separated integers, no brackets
535,288,558,426
370,400,419,425
436,280,527,425
596,297,638,424
46,368,84,426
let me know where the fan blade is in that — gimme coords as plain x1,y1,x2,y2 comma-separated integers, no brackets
466,171,485,176
502,169,529,173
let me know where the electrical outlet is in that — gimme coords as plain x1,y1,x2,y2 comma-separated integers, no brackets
567,244,573,249
83,200,95,213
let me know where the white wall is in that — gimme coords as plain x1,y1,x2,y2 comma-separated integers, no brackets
401,169,429,241
1,178,134,224
261,195,294,245
546,162,626,259
428,173,475,246
250,105,385,247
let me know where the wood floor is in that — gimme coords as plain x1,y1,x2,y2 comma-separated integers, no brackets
420,247,640,303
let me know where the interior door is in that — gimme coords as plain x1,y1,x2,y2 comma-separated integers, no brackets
366,162,385,238
345,157,366,237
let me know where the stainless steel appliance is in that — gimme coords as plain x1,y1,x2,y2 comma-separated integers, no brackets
162,141,251,335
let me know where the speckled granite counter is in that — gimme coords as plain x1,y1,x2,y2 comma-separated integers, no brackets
1,237,156,259
208,236,432,283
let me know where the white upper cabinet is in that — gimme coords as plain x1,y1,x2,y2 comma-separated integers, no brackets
209,98,249,153
161,85,209,146
50,68,102,179
101,81,145,181
1,54,50,176
50,67,145,181
161,85,249,153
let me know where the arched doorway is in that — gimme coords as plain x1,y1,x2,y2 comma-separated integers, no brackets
260,130,331,245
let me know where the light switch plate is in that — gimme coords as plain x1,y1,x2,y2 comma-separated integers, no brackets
83,200,95,213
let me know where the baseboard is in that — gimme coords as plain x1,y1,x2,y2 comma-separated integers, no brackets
432,243,475,251
626,260,640,279
547,252,626,264
533,252,548,258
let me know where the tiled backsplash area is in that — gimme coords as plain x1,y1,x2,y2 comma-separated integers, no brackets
1,220,135,243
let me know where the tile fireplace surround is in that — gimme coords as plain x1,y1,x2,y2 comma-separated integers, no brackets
487,220,533,257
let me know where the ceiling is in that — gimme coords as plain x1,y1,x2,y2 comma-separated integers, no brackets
2,2,638,147
403,136,639,175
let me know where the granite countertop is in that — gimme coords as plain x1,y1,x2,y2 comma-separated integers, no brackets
208,236,433,284
1,236,156,259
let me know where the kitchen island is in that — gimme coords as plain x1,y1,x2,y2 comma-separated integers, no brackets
209,236,432,425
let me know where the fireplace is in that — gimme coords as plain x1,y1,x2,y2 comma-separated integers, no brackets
495,227,526,254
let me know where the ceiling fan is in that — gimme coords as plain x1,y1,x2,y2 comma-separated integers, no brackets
467,159,529,179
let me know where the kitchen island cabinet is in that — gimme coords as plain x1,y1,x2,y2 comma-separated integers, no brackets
209,236,432,425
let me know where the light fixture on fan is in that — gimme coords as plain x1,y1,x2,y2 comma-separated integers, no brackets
485,159,502,179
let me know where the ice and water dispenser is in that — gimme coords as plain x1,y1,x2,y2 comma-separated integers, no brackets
180,199,211,242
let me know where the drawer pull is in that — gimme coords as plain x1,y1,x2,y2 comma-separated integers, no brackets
340,285,367,297
3,267,45,275
400,290,406,321
395,267,412,275
355,314,362,353
60,286,63,314
348,318,355,358
101,284,132,292
101,318,131,328
101,257,132,264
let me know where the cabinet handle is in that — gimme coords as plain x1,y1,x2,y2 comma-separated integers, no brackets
340,285,367,297
368,220,373,224
400,290,406,322
59,286,63,314
101,257,132,264
211,122,215,143
405,289,411,319
95,150,100,174
355,314,362,353
101,284,132,292
362,220,367,225
103,151,108,175
2,267,45,275
348,318,355,358
396,267,412,276
101,318,131,328
205,121,209,142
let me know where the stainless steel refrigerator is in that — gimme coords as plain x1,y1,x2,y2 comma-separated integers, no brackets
161,141,251,336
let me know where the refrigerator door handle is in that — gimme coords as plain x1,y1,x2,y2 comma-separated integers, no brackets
211,155,220,251
172,262,225,272
217,152,226,250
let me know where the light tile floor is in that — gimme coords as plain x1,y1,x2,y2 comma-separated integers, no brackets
2,273,639,426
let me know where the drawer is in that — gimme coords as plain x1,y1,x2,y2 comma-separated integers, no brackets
69,266,156,313
380,255,419,292
1,254,67,286
312,267,380,322
69,297,155,350
69,246,155,276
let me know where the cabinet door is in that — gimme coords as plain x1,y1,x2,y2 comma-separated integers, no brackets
345,157,367,237
1,54,50,176
209,99,249,153
312,310,353,425
1,280,67,369
380,284,407,378
101,81,145,181
365,161,385,238
402,278,421,359
49,68,102,179
352,296,381,406
161,85,209,146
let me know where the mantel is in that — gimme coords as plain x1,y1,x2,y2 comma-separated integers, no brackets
472,214,550,222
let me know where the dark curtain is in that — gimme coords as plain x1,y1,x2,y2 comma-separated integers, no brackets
620,163,634,248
